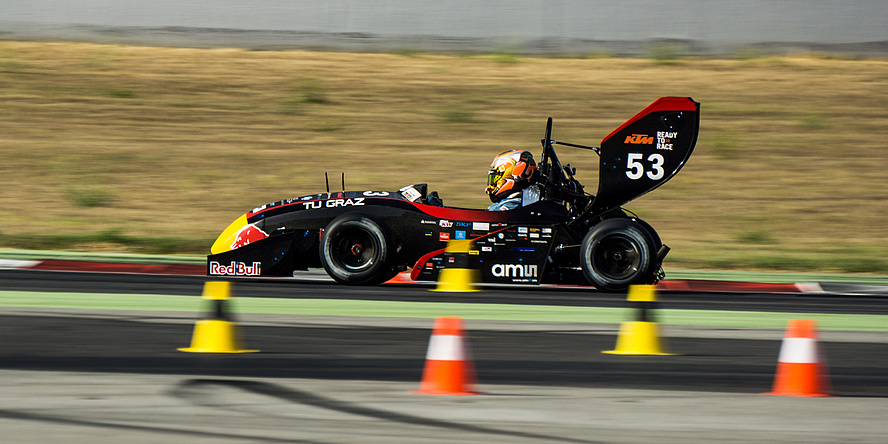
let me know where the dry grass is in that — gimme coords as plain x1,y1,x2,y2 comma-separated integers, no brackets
1,42,886,272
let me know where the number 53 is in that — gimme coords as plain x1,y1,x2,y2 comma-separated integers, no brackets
626,153,664,180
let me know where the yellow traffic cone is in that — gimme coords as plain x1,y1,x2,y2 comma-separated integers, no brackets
603,285,675,355
431,240,480,293
178,281,259,353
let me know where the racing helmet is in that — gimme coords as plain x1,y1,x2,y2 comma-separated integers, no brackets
485,149,538,202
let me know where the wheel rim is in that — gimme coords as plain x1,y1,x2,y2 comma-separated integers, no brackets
331,227,379,272
591,234,642,281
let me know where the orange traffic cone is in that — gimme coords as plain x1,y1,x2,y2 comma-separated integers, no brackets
385,271,413,284
414,317,478,395
765,319,831,397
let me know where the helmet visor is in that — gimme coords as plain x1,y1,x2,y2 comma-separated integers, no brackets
487,168,499,187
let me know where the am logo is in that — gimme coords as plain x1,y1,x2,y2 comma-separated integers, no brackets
491,263,538,278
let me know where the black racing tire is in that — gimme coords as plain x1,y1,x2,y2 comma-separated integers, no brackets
579,218,657,292
320,213,396,285
633,217,662,252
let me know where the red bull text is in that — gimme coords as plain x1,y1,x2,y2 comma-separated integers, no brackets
210,261,262,276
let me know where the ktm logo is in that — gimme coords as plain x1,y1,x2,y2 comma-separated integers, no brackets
624,134,654,145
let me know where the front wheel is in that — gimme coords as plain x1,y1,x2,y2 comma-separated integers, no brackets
579,218,656,292
320,214,396,285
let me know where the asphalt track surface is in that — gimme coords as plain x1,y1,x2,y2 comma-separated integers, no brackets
2,269,888,443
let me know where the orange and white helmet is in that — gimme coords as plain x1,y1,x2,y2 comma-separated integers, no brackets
485,149,538,202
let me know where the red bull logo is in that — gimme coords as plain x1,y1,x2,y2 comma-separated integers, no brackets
209,261,262,276
231,224,269,250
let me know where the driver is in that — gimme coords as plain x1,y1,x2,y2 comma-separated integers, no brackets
485,149,539,211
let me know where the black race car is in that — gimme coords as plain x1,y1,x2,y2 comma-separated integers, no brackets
208,97,699,291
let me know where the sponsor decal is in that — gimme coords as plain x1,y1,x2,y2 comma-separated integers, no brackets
424,231,434,237
302,198,365,209
530,233,540,238
420,220,437,225
472,222,490,231
531,240,548,244
425,262,434,268
517,227,528,234
231,224,269,250
209,261,261,276
455,230,466,240
439,232,450,242
454,221,472,228
542,227,552,234
398,186,422,202
512,247,535,252
656,131,678,151
491,264,538,278
439,220,453,228
251,204,267,213
481,246,493,252
625,134,654,145
497,233,505,239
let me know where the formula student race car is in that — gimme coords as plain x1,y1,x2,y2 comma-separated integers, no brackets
208,97,699,291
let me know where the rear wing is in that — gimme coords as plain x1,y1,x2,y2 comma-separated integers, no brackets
590,97,700,213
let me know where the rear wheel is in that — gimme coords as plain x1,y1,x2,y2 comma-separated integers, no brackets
580,218,656,292
320,214,396,285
